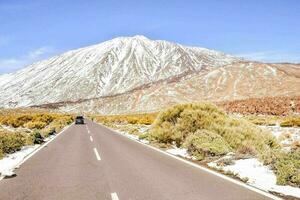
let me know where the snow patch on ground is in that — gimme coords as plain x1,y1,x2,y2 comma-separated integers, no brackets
209,158,300,198
119,130,149,144
138,125,151,134
166,147,197,160
166,147,189,158
0,145,39,178
261,125,300,150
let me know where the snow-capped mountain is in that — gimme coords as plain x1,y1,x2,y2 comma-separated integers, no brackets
0,35,238,108
0,35,299,114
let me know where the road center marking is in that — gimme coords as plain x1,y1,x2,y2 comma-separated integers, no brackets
111,193,119,200
93,148,101,161
90,136,93,142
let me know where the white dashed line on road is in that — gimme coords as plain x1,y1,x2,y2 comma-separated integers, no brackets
93,148,101,161
86,125,89,132
90,136,93,142
111,192,119,200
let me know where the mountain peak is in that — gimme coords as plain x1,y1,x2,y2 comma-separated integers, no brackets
132,35,149,40
0,36,240,108
111,35,150,43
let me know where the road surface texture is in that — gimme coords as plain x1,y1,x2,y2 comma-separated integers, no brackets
0,120,276,200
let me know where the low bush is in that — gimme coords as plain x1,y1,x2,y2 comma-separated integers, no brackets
149,103,279,161
27,131,44,145
234,141,258,159
183,130,231,160
0,148,3,159
24,121,47,129
274,150,300,186
280,117,300,127
40,127,56,138
291,141,300,151
244,115,277,126
139,133,149,140
0,131,26,154
92,113,157,125
48,118,71,133
0,110,74,130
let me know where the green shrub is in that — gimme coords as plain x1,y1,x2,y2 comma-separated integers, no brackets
34,114,53,124
149,121,174,143
274,150,300,186
139,133,149,140
0,114,33,128
0,131,26,154
183,130,231,160
245,115,278,126
0,148,3,159
92,113,157,125
236,141,257,158
0,111,74,131
27,131,44,145
280,117,300,127
149,103,279,160
48,120,65,133
40,127,56,138
24,121,47,129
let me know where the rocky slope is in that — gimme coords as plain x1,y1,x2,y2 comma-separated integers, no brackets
49,61,300,114
0,36,299,114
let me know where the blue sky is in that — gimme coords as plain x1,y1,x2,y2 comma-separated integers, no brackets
0,0,299,74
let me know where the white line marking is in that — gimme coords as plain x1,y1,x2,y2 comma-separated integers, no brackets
97,123,281,200
86,126,91,134
111,192,119,200
90,136,93,142
93,147,101,161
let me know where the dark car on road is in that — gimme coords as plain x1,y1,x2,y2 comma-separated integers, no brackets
75,116,84,124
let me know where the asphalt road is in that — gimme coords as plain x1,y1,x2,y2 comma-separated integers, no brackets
0,120,276,200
